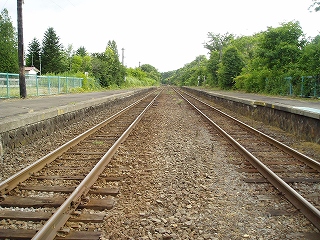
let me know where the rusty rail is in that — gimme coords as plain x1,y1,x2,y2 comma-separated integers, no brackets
174,88,320,231
32,89,162,240
0,91,156,196
181,89,320,172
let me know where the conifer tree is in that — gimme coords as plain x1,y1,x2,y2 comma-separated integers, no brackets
0,9,18,73
26,38,41,69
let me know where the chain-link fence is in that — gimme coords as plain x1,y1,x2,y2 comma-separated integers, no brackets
0,73,83,98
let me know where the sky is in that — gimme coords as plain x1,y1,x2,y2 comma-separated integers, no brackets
1,0,320,72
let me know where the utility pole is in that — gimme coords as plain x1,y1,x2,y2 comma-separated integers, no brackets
17,0,26,98
121,48,125,65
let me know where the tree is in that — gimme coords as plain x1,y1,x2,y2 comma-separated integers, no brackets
257,21,304,71
140,64,160,81
0,8,18,73
206,51,220,86
107,40,119,58
76,46,87,57
309,0,320,11
218,46,244,89
204,32,234,60
41,27,66,73
299,35,320,75
26,38,41,69
91,41,125,87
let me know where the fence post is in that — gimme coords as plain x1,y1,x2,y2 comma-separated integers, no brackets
314,77,316,97
66,77,68,93
36,74,39,96
285,77,292,96
48,76,51,95
300,76,304,97
58,76,60,94
6,73,9,98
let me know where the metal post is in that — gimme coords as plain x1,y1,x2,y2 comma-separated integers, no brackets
301,76,304,97
66,77,68,93
36,74,39,96
48,76,50,95
6,73,9,98
58,76,60,94
121,48,125,65
39,54,42,75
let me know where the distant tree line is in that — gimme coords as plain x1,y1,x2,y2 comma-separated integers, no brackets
0,8,160,90
164,21,320,97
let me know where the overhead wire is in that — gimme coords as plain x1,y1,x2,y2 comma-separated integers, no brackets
1,0,9,11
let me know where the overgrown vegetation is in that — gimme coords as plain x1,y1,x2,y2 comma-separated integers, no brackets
163,21,320,98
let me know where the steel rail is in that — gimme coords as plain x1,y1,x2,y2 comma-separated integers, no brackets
0,90,156,196
32,89,162,240
181,89,320,172
174,88,320,231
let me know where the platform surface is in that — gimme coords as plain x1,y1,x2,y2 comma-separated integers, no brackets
195,88,320,119
0,89,139,132
0,88,319,133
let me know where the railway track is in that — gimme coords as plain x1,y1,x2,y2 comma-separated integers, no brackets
0,89,162,239
174,88,320,231
1,87,319,239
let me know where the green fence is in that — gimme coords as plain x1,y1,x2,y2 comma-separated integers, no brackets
0,73,83,98
284,76,320,98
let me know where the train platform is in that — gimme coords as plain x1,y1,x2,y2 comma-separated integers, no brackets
0,89,140,133
194,87,320,120
1,87,319,133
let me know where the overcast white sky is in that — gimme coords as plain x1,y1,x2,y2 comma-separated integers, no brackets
2,0,320,72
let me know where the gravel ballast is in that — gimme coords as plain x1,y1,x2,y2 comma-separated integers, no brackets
1,88,319,239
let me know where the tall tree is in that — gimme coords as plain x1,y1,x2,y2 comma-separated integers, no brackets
204,32,234,60
257,21,304,71
218,46,244,89
0,8,18,73
107,40,119,58
206,51,220,86
140,64,160,81
91,42,125,87
76,46,87,57
26,38,41,69
41,27,66,73
310,0,320,11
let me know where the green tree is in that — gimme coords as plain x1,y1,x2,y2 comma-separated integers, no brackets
71,55,83,73
91,52,107,86
91,41,125,87
76,46,87,57
206,51,220,86
299,35,320,75
204,32,234,60
310,0,320,11
107,40,119,58
41,27,66,73
140,64,160,81
26,38,41,69
257,21,304,71
218,46,244,89
82,55,92,73
0,9,18,73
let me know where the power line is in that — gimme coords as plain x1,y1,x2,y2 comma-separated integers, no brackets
66,0,76,7
48,0,63,10
1,0,9,10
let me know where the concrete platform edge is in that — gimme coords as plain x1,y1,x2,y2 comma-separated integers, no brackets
0,91,135,133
